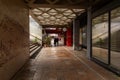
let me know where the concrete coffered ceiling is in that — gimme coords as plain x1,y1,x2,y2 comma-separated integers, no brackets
26,0,110,27
30,8,85,26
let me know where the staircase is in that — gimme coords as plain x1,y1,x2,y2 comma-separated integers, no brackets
29,42,42,59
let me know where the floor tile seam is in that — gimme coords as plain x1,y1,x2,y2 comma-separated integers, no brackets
70,49,119,79
63,47,107,80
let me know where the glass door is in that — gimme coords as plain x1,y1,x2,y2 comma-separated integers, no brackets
92,13,109,63
110,7,120,70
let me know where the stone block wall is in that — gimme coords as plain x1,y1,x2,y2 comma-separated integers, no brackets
0,0,29,80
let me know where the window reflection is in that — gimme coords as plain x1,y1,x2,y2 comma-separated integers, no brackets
92,13,109,63
79,26,87,49
82,26,87,47
111,7,120,70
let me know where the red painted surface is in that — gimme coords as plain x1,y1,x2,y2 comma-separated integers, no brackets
45,29,62,34
45,28,72,46
66,28,72,46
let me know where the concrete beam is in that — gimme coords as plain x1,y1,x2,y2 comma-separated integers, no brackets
28,4,88,9
42,25,67,28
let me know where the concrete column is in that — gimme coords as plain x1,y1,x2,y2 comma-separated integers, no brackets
66,28,72,46
87,7,92,59
73,19,80,50
64,31,66,45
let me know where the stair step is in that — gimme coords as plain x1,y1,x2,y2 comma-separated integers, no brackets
30,46,39,53
30,46,41,57
30,44,36,49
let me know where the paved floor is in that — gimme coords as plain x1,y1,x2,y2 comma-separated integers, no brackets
12,47,119,80
93,47,120,68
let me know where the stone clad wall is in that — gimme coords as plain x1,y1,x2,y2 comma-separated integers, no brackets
0,0,29,80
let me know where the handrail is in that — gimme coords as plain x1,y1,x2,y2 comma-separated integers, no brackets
93,24,119,40
30,34,42,41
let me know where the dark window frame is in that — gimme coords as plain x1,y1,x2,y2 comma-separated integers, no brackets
91,2,120,75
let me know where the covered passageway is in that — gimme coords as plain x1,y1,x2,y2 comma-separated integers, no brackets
0,0,120,80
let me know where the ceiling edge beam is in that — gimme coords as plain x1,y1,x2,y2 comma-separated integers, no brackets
42,25,68,28
29,4,88,9
29,11,42,26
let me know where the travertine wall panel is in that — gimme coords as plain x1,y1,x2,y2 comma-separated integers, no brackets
0,0,29,80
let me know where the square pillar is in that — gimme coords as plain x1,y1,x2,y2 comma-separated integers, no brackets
66,28,72,46
73,19,80,50
87,7,92,59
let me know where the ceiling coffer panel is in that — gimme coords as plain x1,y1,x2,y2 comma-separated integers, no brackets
31,8,85,26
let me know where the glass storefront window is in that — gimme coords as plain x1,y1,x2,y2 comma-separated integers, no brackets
111,7,120,70
79,28,83,45
82,26,87,47
79,26,87,49
92,13,109,63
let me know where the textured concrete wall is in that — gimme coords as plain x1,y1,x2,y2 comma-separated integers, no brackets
0,0,29,80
